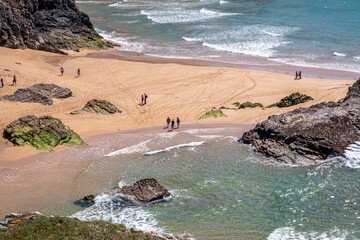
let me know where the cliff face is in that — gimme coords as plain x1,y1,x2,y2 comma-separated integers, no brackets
241,79,360,165
0,0,113,53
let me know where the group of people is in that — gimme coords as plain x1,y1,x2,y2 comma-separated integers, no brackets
141,94,148,105
166,117,180,131
0,75,17,88
294,71,302,80
60,67,80,77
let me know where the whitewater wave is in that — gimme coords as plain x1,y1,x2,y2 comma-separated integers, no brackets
219,0,229,4
334,52,347,57
343,142,360,169
105,139,151,156
182,37,203,42
268,227,353,240
96,29,146,52
354,56,360,60
144,141,205,156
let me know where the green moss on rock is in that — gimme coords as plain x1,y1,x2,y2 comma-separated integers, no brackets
3,115,85,151
199,110,227,120
233,101,264,109
267,92,314,108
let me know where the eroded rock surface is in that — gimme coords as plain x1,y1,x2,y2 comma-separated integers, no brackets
241,79,360,165
1,84,72,105
117,178,171,204
3,115,84,150
71,99,121,115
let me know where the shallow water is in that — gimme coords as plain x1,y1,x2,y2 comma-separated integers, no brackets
72,129,360,240
77,0,360,73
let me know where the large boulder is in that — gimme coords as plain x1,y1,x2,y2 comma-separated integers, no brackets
1,83,72,105
116,179,171,204
0,0,113,53
71,99,122,115
241,79,360,165
3,115,84,150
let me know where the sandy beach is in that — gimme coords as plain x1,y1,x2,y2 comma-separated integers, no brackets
0,47,355,162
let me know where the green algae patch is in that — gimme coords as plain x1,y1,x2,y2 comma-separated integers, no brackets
267,92,314,108
0,216,164,240
233,101,264,109
199,110,227,120
3,115,85,151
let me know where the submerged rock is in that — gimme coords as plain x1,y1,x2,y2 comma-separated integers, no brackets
3,115,84,151
241,79,360,165
116,178,171,204
70,99,122,115
1,84,72,105
74,195,96,207
0,0,114,53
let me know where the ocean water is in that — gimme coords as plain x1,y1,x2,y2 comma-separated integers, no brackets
71,129,360,240
77,0,360,73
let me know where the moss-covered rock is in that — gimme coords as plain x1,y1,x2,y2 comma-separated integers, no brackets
71,99,122,115
3,115,85,151
233,101,264,109
267,92,314,108
199,109,227,120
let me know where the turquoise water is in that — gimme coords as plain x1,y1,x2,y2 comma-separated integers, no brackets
77,0,360,73
72,130,360,239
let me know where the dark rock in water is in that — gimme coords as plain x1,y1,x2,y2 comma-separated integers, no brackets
267,92,313,108
117,178,171,204
3,115,84,150
0,0,114,53
241,79,360,165
74,195,96,207
70,99,122,115
1,84,72,105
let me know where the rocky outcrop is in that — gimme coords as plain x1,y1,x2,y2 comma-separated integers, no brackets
0,212,44,229
267,92,313,108
1,83,72,105
116,178,171,204
241,79,360,165
74,195,96,207
0,0,114,53
3,115,84,150
70,99,121,115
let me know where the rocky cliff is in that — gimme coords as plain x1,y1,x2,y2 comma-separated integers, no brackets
0,0,113,53
241,79,360,165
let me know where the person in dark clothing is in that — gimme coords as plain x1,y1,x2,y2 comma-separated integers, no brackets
144,94,148,104
12,75,16,86
60,67,64,76
176,117,180,128
171,119,175,130
1,78,4,88
141,95,144,105
294,71,298,80
167,117,171,128
77,68,80,77
298,71,302,79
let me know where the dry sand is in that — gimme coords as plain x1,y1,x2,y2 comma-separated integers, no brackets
0,47,355,162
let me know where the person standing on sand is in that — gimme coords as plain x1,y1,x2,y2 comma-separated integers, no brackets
167,117,171,128
144,94,148,105
177,117,180,128
12,75,16,86
1,78,4,88
141,95,144,105
77,68,80,77
60,67,64,76
299,71,302,80
171,119,175,130
294,71,298,80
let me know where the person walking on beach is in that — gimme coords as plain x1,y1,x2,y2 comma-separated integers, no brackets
141,95,144,105
1,78,4,88
298,71,302,80
144,94,148,105
12,75,16,86
167,117,171,128
171,119,175,130
294,71,298,80
176,117,180,128
77,68,80,77
60,67,64,76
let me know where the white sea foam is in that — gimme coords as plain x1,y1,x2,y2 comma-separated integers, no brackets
182,37,203,42
343,142,360,169
97,29,146,52
262,30,284,37
354,56,360,60
268,227,352,240
219,0,229,4
195,135,223,140
334,52,347,57
105,139,151,156
144,141,205,156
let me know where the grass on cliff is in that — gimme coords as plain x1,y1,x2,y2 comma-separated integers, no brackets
199,109,227,120
0,216,163,240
